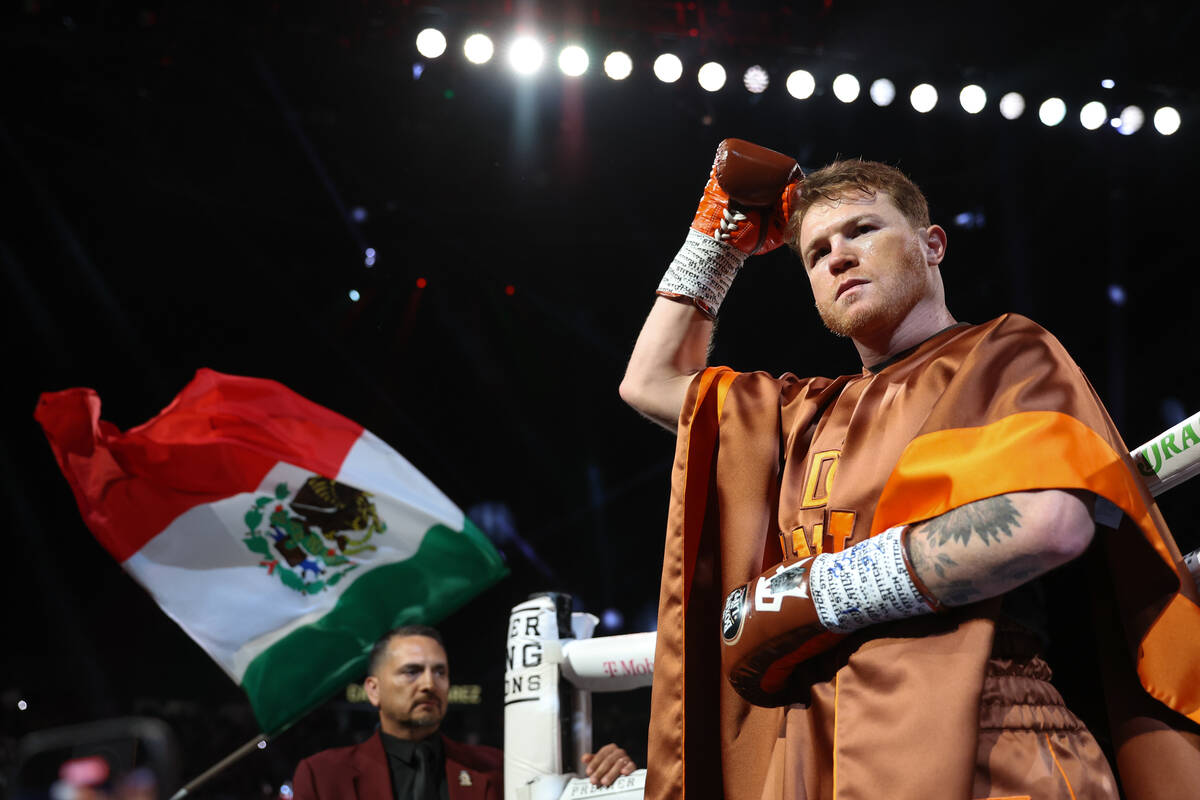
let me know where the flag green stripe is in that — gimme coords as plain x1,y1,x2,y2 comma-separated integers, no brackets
240,518,507,734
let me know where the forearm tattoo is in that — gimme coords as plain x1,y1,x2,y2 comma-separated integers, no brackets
920,494,1021,547
905,495,1041,607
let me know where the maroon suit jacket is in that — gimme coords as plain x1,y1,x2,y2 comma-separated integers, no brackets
292,730,503,800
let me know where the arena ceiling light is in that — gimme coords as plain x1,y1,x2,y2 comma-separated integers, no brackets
1116,105,1144,135
910,83,938,113
869,78,896,106
509,36,545,74
832,73,860,103
959,84,986,114
653,53,683,83
1101,79,1116,89
604,51,633,80
743,65,769,94
1038,97,1067,126
1154,106,1181,135
415,28,447,59
697,62,726,92
999,92,1025,120
786,69,816,100
558,45,589,77
1079,101,1107,130
463,33,494,64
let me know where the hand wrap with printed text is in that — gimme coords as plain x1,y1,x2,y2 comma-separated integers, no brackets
721,525,943,707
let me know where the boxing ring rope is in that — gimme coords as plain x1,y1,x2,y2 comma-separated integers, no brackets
502,410,1200,800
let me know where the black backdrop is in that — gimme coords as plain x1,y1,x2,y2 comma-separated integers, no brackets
3,1,1198,796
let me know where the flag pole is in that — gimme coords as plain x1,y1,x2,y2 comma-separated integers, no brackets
169,733,268,799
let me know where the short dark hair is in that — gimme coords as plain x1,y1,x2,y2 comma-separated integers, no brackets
367,625,445,676
786,159,931,257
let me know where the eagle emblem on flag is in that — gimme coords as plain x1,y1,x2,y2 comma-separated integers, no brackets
242,476,384,594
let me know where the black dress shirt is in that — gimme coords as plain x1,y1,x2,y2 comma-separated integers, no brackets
380,732,450,800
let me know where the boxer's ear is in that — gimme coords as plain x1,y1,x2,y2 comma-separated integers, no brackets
922,224,947,266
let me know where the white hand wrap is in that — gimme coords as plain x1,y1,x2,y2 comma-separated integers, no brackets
657,227,748,317
808,525,933,634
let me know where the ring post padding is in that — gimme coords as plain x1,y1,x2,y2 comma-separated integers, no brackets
561,632,658,692
505,593,584,800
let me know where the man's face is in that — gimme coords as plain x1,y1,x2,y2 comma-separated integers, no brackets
797,190,939,343
364,635,450,740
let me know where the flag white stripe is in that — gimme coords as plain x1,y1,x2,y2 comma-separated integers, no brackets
335,431,464,531
124,434,466,682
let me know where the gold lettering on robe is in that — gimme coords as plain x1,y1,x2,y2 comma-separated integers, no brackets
825,510,856,553
784,513,858,559
782,450,858,559
784,522,826,558
801,450,840,509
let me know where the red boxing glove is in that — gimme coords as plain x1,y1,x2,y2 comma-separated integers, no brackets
659,139,802,317
720,557,842,707
689,138,803,256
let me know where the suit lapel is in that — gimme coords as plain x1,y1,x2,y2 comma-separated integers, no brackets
352,731,394,799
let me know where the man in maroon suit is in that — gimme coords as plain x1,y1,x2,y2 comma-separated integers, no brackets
292,625,635,799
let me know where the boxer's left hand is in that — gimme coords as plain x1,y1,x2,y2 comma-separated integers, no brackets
722,525,942,706
580,742,637,786
720,557,843,707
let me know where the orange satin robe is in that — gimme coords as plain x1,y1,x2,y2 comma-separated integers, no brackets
645,314,1200,800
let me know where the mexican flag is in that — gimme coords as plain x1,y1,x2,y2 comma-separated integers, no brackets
35,369,508,734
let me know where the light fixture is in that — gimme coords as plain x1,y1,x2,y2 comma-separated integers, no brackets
869,78,895,106
959,84,986,114
653,53,683,83
509,36,545,75
415,28,447,59
743,65,769,94
558,45,588,77
1154,106,1181,135
697,62,726,92
832,73,860,103
1079,101,1107,130
1117,105,1144,135
604,51,633,80
910,83,937,113
463,33,494,64
1038,97,1067,126
998,92,1025,120
786,69,815,99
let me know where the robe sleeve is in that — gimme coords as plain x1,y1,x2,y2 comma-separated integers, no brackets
868,316,1200,726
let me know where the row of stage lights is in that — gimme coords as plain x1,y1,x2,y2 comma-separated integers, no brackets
414,28,1183,136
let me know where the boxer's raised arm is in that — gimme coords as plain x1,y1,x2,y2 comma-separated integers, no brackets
620,139,801,432
620,296,712,431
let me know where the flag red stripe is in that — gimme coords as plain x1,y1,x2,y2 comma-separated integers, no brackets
35,369,363,562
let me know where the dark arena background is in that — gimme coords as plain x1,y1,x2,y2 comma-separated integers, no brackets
3,0,1198,796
